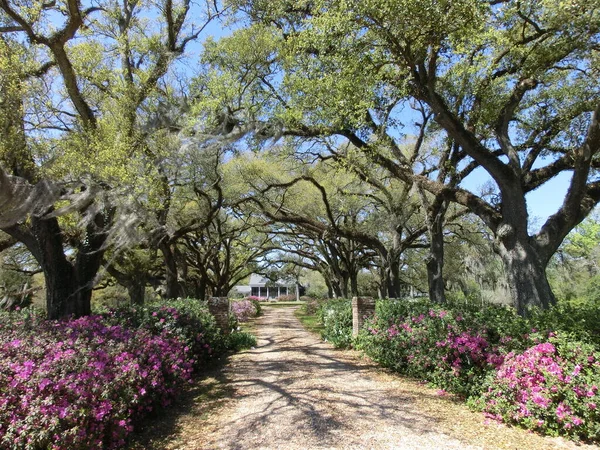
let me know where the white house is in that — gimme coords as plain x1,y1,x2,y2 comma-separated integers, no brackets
234,274,297,299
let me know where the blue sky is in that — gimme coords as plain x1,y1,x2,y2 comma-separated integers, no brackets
460,167,572,232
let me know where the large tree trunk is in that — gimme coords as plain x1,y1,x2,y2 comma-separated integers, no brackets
7,215,107,319
380,269,389,298
341,273,349,298
195,277,207,301
36,218,95,319
159,241,182,299
332,281,343,298
126,281,145,305
496,224,556,316
349,271,359,297
426,230,446,303
44,256,91,319
426,203,447,304
325,278,334,298
106,264,147,306
387,260,401,298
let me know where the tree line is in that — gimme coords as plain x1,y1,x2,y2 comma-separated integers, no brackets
0,0,598,318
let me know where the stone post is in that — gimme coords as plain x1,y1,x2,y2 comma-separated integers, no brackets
352,296,375,337
208,297,230,335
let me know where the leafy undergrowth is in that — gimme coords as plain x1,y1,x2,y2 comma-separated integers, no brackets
294,304,324,335
315,298,600,443
0,300,255,449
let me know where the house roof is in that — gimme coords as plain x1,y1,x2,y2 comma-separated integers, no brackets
248,274,294,287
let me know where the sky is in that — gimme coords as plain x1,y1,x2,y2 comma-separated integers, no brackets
460,167,572,232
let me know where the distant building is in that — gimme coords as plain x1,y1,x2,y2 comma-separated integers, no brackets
234,274,297,299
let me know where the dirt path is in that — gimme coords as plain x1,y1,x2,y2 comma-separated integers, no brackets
131,306,598,450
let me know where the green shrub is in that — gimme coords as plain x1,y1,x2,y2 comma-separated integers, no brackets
319,298,352,348
529,303,600,347
99,298,230,366
356,300,513,397
227,331,257,351
250,298,262,316
300,297,324,315
351,297,600,441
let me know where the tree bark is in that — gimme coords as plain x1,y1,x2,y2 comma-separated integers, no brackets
425,204,447,304
386,258,401,298
106,263,147,306
159,241,182,299
126,281,145,306
6,216,107,319
43,255,90,319
341,274,349,298
350,271,359,297
496,224,556,315
325,278,334,298
195,277,207,301
331,279,343,298
426,227,446,304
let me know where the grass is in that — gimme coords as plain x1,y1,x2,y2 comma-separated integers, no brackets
259,301,306,307
294,307,324,335
237,317,256,334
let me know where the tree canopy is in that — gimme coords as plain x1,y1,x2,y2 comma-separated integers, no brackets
1,0,599,317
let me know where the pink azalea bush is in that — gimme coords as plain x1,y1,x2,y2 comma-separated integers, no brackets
0,299,256,449
475,335,600,440
300,297,324,315
321,298,600,441
100,301,225,367
356,305,509,396
231,299,259,323
0,314,192,449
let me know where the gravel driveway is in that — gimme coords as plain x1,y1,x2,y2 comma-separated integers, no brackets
132,306,598,450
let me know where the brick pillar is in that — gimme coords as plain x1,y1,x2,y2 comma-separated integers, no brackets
208,297,230,335
352,297,375,337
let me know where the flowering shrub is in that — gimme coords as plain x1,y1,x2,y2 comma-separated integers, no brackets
100,299,226,367
249,298,262,316
276,294,296,302
0,314,192,449
300,297,324,315
474,334,600,440
0,299,256,449
231,299,259,323
246,296,267,302
356,303,508,397
312,297,600,441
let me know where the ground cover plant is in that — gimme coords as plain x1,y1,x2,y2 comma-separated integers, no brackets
0,299,255,449
295,298,325,334
317,298,600,442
